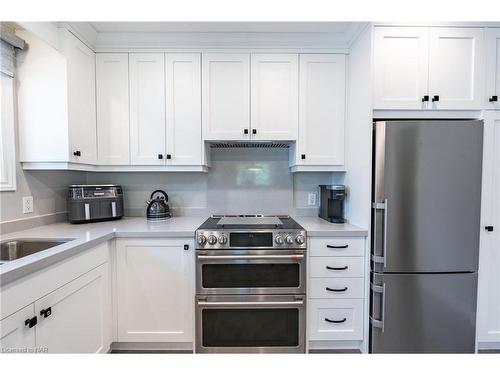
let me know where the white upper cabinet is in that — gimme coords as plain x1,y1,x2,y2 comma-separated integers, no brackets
166,54,202,165
486,29,500,109
373,27,429,110
251,54,298,140
96,53,130,165
16,29,97,164
202,53,251,140
428,27,484,110
295,54,346,166
60,30,97,164
373,26,485,110
129,53,166,165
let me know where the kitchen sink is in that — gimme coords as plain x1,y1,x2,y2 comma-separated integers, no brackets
0,239,74,262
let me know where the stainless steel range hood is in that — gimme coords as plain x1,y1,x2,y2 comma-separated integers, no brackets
209,141,290,148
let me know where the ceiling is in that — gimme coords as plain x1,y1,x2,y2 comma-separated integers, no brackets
87,21,364,34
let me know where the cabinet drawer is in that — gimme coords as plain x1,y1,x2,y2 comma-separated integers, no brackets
309,237,365,257
308,299,364,341
309,257,364,278
309,278,364,299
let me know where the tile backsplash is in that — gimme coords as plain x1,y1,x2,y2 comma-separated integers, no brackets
86,148,343,217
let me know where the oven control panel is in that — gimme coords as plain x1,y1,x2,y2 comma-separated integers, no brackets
195,230,307,250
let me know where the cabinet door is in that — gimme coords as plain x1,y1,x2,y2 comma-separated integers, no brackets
61,30,97,164
373,27,429,109
166,54,202,165
297,54,346,166
96,53,130,165
251,54,298,140
129,53,166,165
0,305,36,352
34,264,110,353
477,113,500,343
202,53,250,140
116,239,194,343
486,29,500,109
428,27,484,110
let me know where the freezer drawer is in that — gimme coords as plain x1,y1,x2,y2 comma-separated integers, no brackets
369,272,478,353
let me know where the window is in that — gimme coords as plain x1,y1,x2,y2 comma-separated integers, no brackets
0,23,23,191
0,72,16,191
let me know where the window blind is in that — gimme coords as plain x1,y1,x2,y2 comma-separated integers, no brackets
0,22,25,77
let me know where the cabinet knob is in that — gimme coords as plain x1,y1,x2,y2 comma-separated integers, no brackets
244,129,249,135
184,244,189,250
432,95,440,102
422,95,429,102
158,154,163,160
40,307,52,318
73,151,81,157
252,129,257,135
25,316,37,328
485,226,494,232
301,154,306,160
166,154,172,160
489,95,498,103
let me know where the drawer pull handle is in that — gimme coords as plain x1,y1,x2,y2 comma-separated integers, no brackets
325,317,347,324
326,265,348,271
326,244,348,249
326,287,348,292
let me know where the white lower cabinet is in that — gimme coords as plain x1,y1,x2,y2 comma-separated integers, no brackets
116,239,194,343
477,112,500,345
34,264,110,353
0,243,111,353
307,235,367,349
0,305,36,352
308,299,364,341
309,278,364,299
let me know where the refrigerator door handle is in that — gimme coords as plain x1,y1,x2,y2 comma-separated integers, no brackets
372,199,387,267
370,282,385,332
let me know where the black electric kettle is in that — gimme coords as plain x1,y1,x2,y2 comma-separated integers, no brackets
146,190,171,221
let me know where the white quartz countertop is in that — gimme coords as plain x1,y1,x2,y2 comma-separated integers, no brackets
294,217,368,237
0,216,367,285
0,217,205,284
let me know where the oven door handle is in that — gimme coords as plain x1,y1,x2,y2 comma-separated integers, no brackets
197,300,305,307
197,254,304,260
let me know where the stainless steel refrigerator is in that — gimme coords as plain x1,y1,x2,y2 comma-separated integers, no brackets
370,120,483,353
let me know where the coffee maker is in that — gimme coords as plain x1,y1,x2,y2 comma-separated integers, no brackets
319,185,347,223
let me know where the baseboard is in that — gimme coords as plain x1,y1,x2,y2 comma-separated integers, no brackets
0,212,67,234
110,342,193,353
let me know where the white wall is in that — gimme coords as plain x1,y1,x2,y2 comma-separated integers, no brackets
0,80,86,226
344,25,373,229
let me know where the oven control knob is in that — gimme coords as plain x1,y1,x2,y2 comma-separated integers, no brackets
295,235,305,245
285,235,294,245
197,235,207,245
275,235,284,245
218,234,228,245
207,235,217,245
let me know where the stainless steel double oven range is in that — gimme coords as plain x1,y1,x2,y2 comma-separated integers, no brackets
195,215,307,353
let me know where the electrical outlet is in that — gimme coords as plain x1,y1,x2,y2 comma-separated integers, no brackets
22,196,34,214
307,192,317,206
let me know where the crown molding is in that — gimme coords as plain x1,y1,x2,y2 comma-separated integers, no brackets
59,22,98,50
